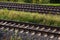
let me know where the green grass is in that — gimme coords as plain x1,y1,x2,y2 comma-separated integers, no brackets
0,9,60,26
0,1,60,6
40,4,60,6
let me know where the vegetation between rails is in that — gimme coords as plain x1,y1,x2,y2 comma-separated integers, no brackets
0,9,60,26
0,0,60,6
0,0,50,4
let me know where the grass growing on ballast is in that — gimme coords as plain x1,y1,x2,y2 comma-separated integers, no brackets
0,1,60,6
0,9,60,26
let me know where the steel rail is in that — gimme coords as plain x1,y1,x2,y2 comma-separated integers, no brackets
0,2,60,14
0,19,60,40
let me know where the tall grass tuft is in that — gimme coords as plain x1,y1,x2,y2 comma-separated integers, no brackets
0,9,60,26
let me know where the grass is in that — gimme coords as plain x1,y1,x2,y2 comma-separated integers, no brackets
0,9,60,26
0,1,60,6
40,4,60,6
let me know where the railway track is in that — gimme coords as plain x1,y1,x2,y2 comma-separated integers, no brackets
0,19,60,40
0,2,60,14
